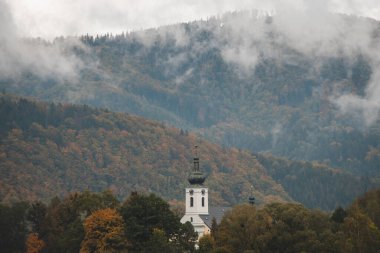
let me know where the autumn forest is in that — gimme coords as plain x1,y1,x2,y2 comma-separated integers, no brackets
1,8,380,253
1,189,380,252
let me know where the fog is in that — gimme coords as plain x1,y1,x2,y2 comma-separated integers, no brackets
2,0,380,124
0,1,84,81
6,0,380,39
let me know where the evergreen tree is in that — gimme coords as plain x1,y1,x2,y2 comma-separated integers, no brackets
120,192,194,252
331,206,347,223
0,202,29,253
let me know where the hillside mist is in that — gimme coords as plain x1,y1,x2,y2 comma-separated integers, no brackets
1,11,380,181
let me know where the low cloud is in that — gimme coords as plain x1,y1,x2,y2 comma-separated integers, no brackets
8,0,380,39
0,0,84,81
209,1,380,125
271,122,283,148
126,1,380,125
3,0,380,125
335,69,380,126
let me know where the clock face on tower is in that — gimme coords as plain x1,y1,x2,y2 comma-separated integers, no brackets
189,189,194,195
201,189,205,195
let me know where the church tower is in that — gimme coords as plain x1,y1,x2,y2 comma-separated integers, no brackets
180,146,210,237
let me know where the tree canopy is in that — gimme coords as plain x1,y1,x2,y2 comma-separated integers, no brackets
1,189,379,253
81,208,128,253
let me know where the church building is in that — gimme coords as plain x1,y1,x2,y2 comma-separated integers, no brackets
180,146,230,238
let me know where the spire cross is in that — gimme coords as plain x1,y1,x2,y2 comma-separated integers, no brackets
193,145,199,172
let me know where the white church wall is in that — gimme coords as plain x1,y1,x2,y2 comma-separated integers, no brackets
185,187,209,215
180,214,210,238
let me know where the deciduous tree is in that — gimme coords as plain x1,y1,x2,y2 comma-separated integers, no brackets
80,208,128,253
25,233,45,253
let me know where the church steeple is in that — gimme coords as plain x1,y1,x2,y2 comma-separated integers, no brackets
188,145,206,185
181,145,210,238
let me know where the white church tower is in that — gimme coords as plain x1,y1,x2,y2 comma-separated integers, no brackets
180,146,211,237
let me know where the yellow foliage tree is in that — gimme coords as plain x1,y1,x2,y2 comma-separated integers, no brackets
80,208,128,253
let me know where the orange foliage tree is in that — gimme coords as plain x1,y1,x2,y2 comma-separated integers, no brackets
25,233,45,253
80,208,128,253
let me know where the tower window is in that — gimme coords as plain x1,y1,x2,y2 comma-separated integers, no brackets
190,197,193,207
190,217,193,222
202,197,205,207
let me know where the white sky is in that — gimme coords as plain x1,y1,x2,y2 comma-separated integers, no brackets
4,0,380,39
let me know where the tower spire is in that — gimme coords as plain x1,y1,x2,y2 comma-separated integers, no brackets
193,145,199,172
249,185,255,205
188,145,206,185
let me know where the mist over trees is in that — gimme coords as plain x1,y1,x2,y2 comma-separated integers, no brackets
0,4,380,252
1,11,380,183
1,11,380,252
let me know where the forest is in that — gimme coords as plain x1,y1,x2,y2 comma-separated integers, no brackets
1,12,380,182
1,189,379,253
1,8,380,253
1,94,376,210
1,12,380,213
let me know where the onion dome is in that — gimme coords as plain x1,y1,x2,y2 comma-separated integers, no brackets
249,196,255,205
188,146,206,185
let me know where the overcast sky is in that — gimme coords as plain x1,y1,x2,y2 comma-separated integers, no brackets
4,0,380,39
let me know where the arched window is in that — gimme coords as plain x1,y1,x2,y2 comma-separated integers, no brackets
202,197,205,207
190,197,193,207
190,217,193,222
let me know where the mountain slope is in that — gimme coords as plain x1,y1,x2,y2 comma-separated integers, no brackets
0,94,290,206
256,153,377,210
1,94,376,210
1,12,380,179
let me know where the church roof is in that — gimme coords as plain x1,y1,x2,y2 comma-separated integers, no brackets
199,206,231,228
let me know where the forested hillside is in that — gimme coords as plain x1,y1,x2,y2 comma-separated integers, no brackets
256,153,379,210
1,11,380,180
0,94,376,210
0,94,290,206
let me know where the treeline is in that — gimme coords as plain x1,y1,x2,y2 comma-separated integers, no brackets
0,191,197,253
1,189,380,253
202,189,380,253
